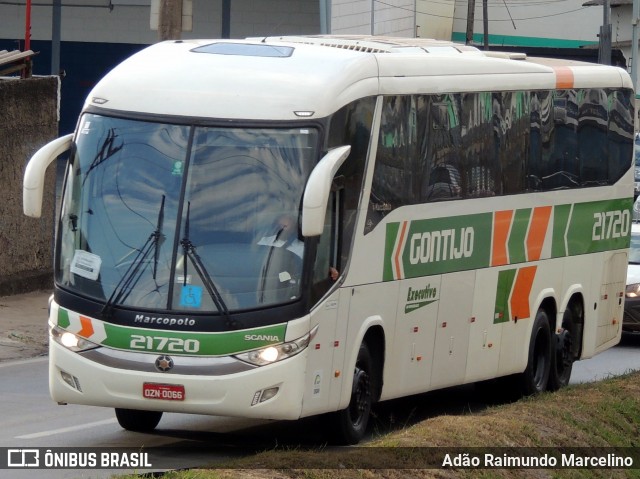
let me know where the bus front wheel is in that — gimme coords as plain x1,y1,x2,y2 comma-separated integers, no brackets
330,342,374,445
519,309,552,396
115,408,163,432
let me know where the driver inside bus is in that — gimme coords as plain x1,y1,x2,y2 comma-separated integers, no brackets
258,214,339,281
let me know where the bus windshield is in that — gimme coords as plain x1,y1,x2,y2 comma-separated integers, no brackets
56,114,318,314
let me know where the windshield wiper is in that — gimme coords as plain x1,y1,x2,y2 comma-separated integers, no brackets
101,195,165,318
180,202,233,326
153,195,165,280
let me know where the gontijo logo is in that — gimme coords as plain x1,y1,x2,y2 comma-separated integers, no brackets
384,213,492,280
408,227,475,264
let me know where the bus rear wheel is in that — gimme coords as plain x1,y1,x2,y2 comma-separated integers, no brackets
330,342,373,445
115,408,163,432
519,309,552,396
548,308,576,390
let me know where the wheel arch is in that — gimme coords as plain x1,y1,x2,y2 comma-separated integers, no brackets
517,290,556,370
538,295,558,331
530,288,557,331
342,317,386,408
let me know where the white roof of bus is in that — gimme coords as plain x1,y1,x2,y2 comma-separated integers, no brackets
85,35,632,121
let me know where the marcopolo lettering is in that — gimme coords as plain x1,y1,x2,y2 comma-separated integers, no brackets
134,314,196,327
409,227,474,265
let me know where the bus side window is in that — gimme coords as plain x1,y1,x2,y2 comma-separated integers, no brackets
311,187,342,303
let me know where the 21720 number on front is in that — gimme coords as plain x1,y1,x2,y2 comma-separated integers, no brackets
129,334,200,353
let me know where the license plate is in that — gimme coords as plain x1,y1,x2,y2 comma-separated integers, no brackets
143,382,185,401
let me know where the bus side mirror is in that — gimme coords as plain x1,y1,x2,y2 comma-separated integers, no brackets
23,134,73,218
302,145,351,237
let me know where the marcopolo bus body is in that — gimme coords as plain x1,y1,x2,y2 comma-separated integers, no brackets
23,36,634,444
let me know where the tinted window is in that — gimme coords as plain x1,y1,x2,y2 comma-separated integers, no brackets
366,88,634,232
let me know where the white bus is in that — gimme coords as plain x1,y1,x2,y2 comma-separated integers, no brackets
24,36,634,444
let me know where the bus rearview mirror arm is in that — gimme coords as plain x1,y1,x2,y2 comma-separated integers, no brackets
301,145,351,237
23,134,74,218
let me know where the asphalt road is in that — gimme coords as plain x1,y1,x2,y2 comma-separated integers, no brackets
1,333,639,478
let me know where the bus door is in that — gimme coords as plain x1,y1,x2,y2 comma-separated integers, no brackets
305,186,345,415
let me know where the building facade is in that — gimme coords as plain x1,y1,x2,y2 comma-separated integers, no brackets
0,0,636,133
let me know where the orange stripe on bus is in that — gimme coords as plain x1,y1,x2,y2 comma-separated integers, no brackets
394,221,409,279
554,66,574,89
510,266,537,321
492,210,513,266
526,206,552,261
78,315,95,339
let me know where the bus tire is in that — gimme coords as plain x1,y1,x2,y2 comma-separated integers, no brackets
548,308,576,390
115,408,163,432
330,342,373,445
519,309,552,396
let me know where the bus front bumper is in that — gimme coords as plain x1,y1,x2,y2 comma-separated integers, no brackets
48,340,307,420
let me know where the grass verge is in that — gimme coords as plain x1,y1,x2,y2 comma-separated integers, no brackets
120,370,640,479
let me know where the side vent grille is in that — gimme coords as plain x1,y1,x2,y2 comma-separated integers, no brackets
290,40,387,54
316,42,388,54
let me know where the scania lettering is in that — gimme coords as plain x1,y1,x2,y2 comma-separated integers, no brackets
24,36,633,445
245,335,281,342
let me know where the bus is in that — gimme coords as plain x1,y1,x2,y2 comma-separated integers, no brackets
23,36,634,445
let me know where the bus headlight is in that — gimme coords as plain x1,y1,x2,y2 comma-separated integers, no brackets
50,324,99,352
234,325,318,366
626,283,640,298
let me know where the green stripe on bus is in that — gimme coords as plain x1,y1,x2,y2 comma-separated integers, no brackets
551,204,571,258
508,208,531,264
101,322,287,356
58,308,71,328
562,198,633,255
385,198,632,281
494,269,517,324
397,213,492,278
384,222,401,281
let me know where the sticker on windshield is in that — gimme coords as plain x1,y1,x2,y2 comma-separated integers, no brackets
172,160,184,177
70,250,102,281
80,120,91,135
176,275,192,285
180,285,203,308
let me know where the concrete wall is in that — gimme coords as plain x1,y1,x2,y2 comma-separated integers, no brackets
0,76,59,295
